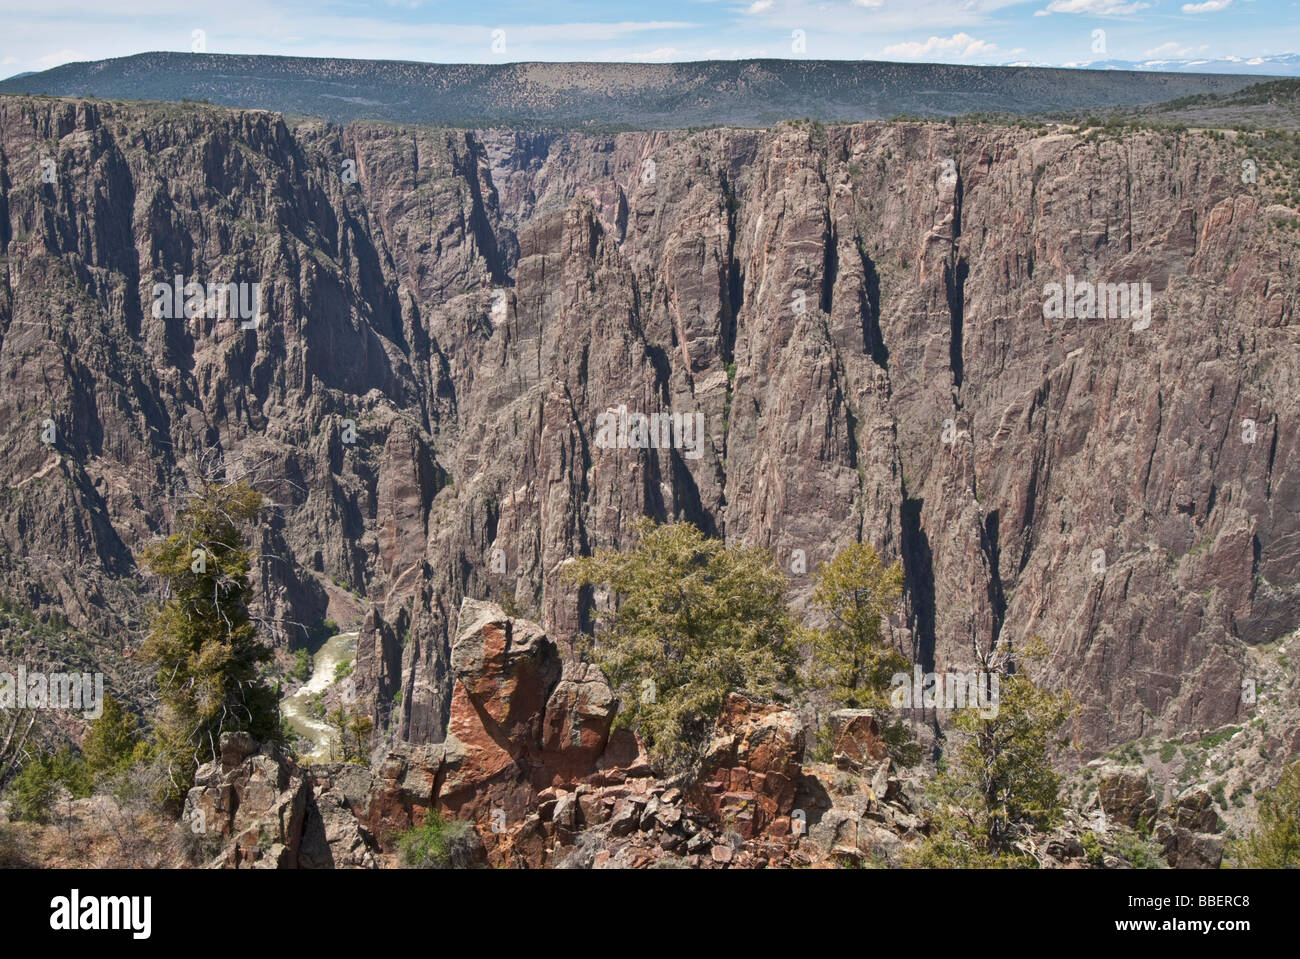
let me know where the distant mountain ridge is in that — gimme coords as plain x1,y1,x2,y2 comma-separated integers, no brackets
0,51,1274,128
1059,53,1300,76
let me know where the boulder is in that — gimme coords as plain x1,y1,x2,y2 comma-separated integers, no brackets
827,710,889,768
1164,786,1220,834
871,759,901,804
450,598,561,747
298,788,381,869
540,662,617,783
1154,822,1225,869
806,808,860,853
1096,765,1158,829
690,694,805,834
439,599,562,823
184,734,308,869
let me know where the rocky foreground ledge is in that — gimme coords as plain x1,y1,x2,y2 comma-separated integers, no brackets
179,599,1228,869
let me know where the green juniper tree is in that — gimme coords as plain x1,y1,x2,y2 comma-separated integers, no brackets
909,637,1074,867
9,745,92,823
139,479,280,801
1229,761,1300,868
82,694,147,779
567,518,801,776
808,542,907,708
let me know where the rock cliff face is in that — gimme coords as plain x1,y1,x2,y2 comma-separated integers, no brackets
1,96,1298,758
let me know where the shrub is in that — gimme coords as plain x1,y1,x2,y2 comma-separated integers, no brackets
0,824,31,867
810,723,836,764
176,819,226,866
1112,830,1167,869
289,648,312,683
307,691,326,720
9,745,93,822
1081,830,1105,867
396,813,482,868
82,695,142,778
880,717,923,768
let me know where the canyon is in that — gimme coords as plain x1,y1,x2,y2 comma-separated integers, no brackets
0,92,1297,790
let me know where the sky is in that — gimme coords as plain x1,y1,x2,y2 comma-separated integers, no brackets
1,0,1298,78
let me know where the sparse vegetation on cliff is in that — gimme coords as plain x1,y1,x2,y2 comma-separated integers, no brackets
396,812,482,869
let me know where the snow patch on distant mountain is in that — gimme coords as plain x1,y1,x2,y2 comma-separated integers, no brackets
1050,53,1300,76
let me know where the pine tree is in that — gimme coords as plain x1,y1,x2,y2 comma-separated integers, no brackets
908,637,1074,867
10,745,93,822
567,518,800,776
138,479,280,801
808,542,907,707
1229,761,1300,868
326,706,373,763
82,695,143,778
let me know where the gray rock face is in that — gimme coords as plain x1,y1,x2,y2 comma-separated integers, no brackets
1154,822,1225,869
1165,786,1222,834
1096,765,1159,829
298,786,381,870
1,96,1297,764
183,733,309,869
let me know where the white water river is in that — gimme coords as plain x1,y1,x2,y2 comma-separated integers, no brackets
280,631,358,762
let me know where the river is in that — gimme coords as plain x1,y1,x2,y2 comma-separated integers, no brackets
280,630,358,762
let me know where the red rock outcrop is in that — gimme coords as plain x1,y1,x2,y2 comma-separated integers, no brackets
186,601,822,867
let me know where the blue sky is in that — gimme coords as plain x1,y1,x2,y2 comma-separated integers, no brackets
1,0,1297,77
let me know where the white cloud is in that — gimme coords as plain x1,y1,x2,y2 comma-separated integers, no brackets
0,1,1053,73
1036,0,1152,14
1181,0,1235,12
1144,41,1210,58
36,49,89,68
881,33,999,60
747,0,774,13
627,47,679,61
